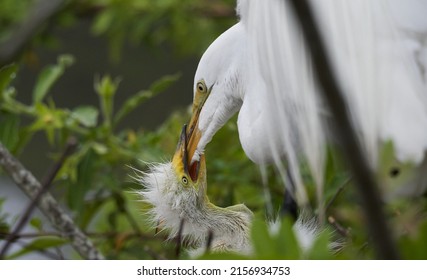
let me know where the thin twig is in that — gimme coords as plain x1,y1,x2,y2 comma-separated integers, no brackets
41,137,78,188
328,216,350,238
175,219,185,259
325,177,352,213
0,141,104,259
286,0,399,259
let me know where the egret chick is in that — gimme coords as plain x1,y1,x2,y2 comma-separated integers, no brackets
137,125,326,255
138,125,253,254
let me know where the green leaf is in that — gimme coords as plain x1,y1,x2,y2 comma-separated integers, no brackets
32,54,74,103
0,64,18,94
7,237,68,259
0,112,20,152
251,216,276,259
30,103,65,145
149,73,181,94
274,217,300,259
306,229,333,259
78,199,106,230
29,218,43,232
0,222,9,237
94,75,120,98
92,9,114,35
399,221,427,259
91,142,108,155
68,149,95,212
113,73,180,126
71,106,99,127
113,90,151,126
94,75,121,127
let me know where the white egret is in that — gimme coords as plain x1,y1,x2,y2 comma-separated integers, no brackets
186,0,427,209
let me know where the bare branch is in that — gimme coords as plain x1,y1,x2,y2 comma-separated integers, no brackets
0,141,104,259
286,0,399,259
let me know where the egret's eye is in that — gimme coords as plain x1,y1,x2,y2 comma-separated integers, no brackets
197,81,206,93
182,176,189,185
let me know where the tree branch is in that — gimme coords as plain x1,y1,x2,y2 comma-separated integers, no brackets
0,137,77,258
0,141,104,259
286,0,399,259
0,0,67,67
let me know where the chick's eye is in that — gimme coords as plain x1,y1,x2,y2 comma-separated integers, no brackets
197,82,206,93
182,176,188,185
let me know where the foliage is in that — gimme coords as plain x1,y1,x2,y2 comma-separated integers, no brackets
0,0,33,42
0,0,236,61
84,0,236,59
0,56,182,259
1,0,427,261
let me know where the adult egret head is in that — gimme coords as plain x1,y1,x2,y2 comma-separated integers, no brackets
187,22,253,165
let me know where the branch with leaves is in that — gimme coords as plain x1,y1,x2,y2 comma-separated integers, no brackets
0,55,182,259
0,140,104,259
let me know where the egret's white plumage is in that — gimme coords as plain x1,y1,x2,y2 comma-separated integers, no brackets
190,0,427,207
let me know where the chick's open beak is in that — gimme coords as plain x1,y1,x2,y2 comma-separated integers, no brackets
172,124,202,183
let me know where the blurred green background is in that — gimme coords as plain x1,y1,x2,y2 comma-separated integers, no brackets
1,0,427,260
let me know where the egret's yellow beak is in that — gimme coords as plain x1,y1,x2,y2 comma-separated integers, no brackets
187,81,212,160
172,80,211,183
172,124,206,184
